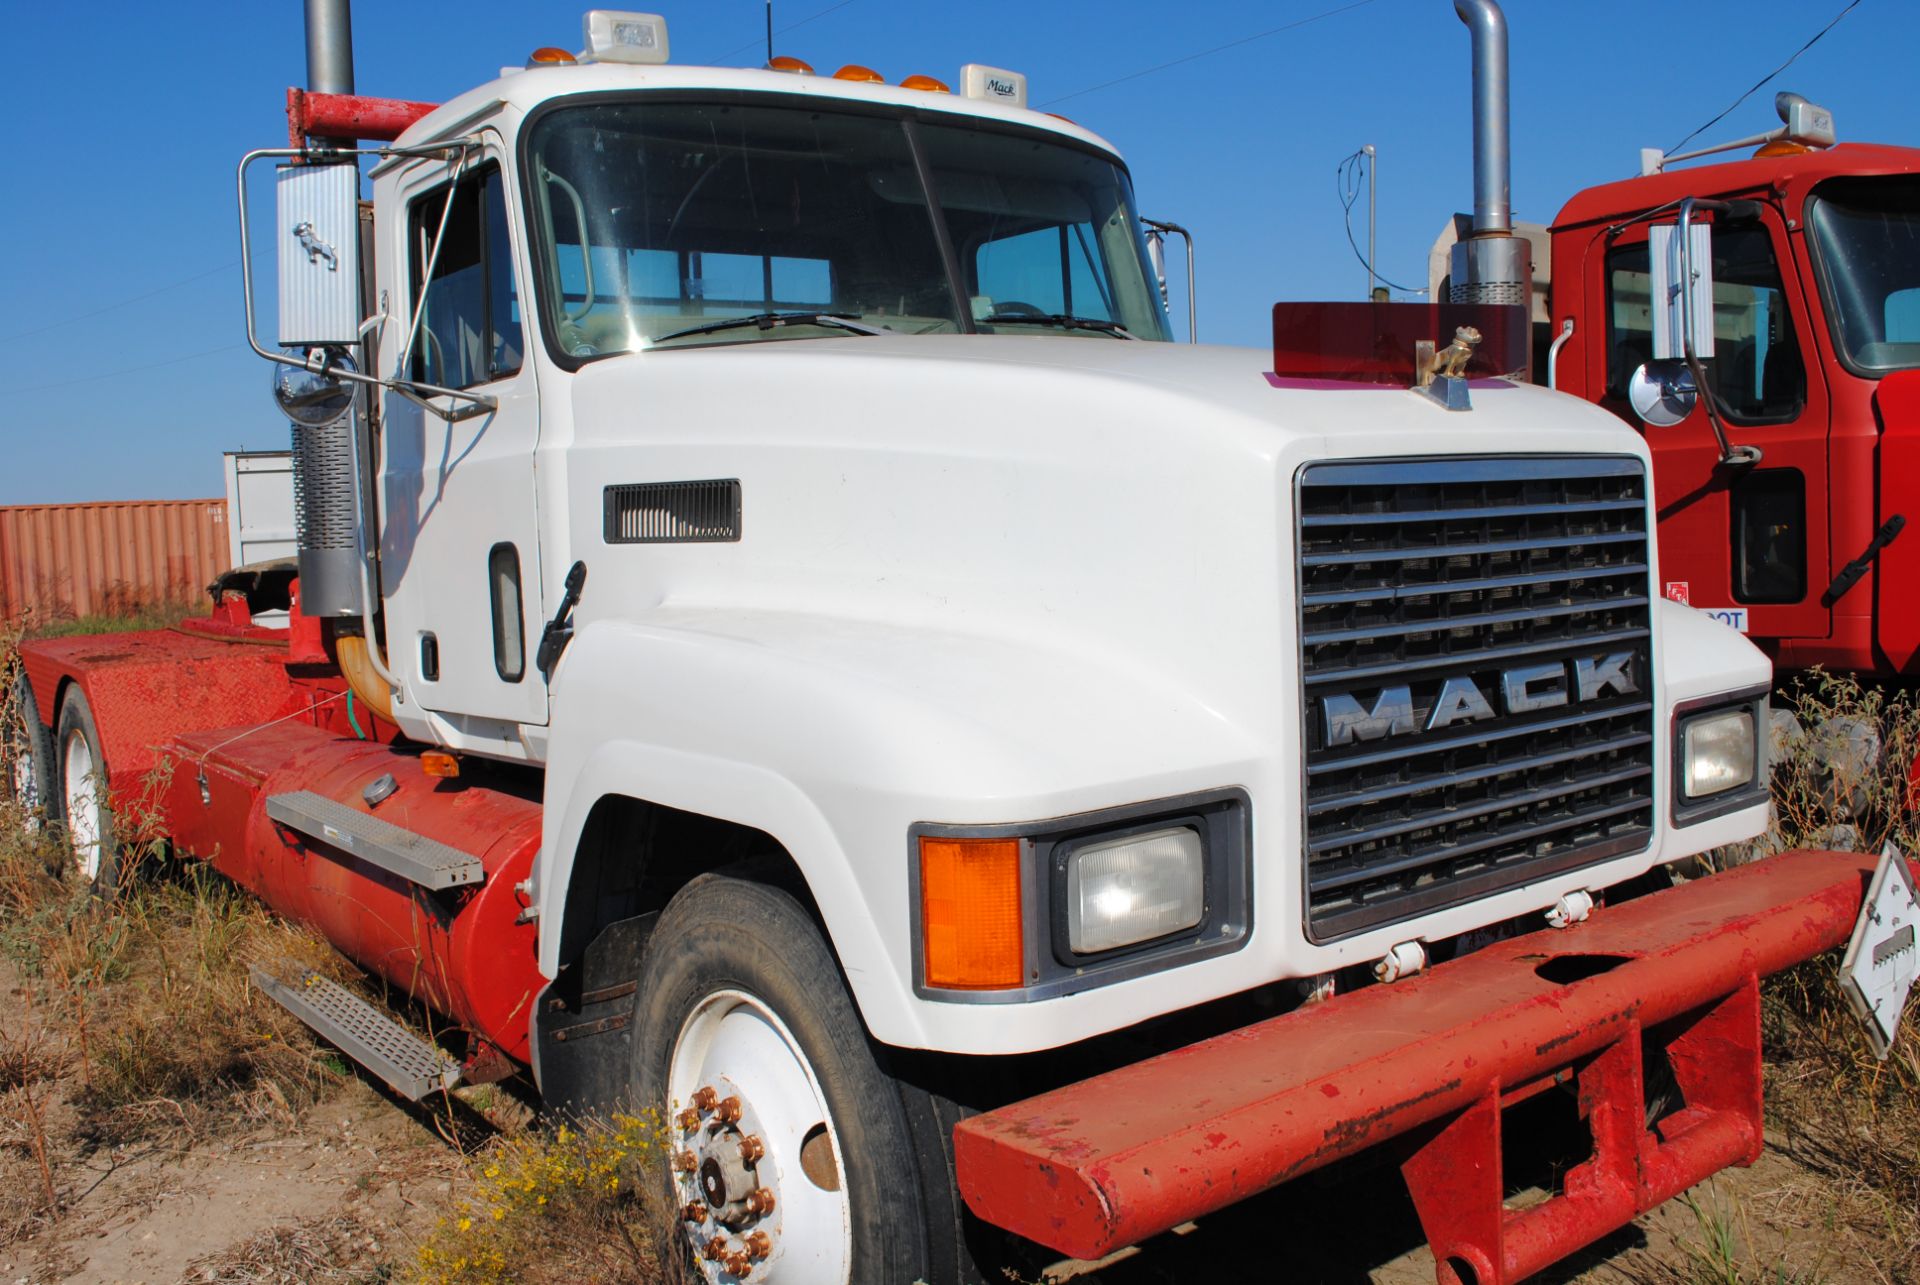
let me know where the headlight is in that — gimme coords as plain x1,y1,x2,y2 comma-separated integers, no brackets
1682,708,1757,798
1065,825,1204,955
912,789,1249,1001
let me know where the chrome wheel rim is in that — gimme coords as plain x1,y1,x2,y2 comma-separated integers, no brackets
667,988,851,1282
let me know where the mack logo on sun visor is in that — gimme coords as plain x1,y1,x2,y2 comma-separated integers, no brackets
1321,652,1639,749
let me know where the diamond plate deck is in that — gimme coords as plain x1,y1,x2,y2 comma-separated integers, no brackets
265,789,485,890
251,966,460,1100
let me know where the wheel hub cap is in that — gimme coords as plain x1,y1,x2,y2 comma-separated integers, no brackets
668,990,852,1282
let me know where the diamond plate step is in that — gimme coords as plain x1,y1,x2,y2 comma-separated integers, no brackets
265,790,484,890
251,966,461,1101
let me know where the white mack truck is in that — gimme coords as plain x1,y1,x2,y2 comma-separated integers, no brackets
10,3,1909,1283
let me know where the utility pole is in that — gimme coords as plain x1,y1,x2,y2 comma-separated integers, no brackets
1364,143,1377,300
766,0,774,65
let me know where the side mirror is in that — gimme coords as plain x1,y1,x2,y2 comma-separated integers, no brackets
1628,359,1697,427
1143,228,1170,310
1649,220,1715,362
273,348,358,427
275,163,362,347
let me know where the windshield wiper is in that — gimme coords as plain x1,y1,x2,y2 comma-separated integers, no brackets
980,313,1138,339
651,311,887,344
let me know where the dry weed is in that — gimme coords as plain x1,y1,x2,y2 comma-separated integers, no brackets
182,1211,390,1284
409,1111,671,1285
1701,672,1920,1284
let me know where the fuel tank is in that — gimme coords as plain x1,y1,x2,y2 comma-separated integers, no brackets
160,721,544,1062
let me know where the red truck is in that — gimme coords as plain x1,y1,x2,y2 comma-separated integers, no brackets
1437,93,1920,681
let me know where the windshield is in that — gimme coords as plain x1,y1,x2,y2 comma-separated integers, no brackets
1806,175,1920,374
522,98,1169,357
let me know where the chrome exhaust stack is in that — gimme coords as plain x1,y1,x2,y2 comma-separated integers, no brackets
1447,0,1530,308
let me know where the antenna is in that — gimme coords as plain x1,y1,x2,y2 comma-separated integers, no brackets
765,0,773,65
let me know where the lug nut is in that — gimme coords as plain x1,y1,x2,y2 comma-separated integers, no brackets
738,1134,765,1164
677,1108,701,1132
721,1249,754,1276
681,1200,708,1224
744,1230,773,1259
743,1186,776,1217
715,1095,743,1124
704,1236,730,1262
673,1149,698,1173
691,1086,719,1112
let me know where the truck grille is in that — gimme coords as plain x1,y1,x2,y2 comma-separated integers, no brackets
1297,457,1655,941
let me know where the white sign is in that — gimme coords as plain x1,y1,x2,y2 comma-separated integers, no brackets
1840,843,1919,1060
1701,607,1749,633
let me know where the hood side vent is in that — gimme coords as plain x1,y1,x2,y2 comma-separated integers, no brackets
604,479,742,544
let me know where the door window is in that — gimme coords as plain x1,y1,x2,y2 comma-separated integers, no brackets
408,165,523,389
1606,223,1806,423
488,543,526,683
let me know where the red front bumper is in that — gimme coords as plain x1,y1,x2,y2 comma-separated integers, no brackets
955,850,1886,1283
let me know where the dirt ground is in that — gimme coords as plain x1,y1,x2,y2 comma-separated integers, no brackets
0,994,1904,1285
0,943,466,1285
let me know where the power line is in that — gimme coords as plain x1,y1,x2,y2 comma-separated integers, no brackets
0,261,239,345
708,0,860,64
1336,149,1425,295
1041,0,1382,107
15,343,244,397
1665,0,1865,155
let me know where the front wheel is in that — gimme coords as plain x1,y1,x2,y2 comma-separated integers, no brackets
634,872,971,1284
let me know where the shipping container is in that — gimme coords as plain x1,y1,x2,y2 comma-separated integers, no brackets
0,499,231,623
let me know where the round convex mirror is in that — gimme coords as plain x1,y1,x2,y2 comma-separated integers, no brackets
272,349,358,427
1627,359,1697,428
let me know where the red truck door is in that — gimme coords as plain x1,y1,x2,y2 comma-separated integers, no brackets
1595,208,1832,642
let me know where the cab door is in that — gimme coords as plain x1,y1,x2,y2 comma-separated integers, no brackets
1599,207,1832,641
378,143,548,728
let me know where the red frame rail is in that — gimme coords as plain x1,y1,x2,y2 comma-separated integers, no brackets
954,849,1888,1282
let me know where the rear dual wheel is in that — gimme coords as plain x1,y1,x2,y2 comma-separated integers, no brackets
53,688,123,894
635,872,981,1284
4,676,54,833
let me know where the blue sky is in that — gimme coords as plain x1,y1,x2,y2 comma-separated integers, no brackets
1,0,1912,503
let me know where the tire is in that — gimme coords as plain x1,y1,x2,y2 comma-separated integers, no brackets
54,687,122,894
4,675,56,833
634,872,977,1285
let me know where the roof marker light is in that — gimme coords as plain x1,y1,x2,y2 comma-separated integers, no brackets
582,10,670,65
833,64,886,83
960,63,1027,109
767,55,814,74
899,74,951,93
527,47,578,66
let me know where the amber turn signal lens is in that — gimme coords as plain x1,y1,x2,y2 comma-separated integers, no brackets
833,64,886,83
421,751,461,779
899,74,951,93
527,47,577,65
767,55,814,74
919,837,1023,989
